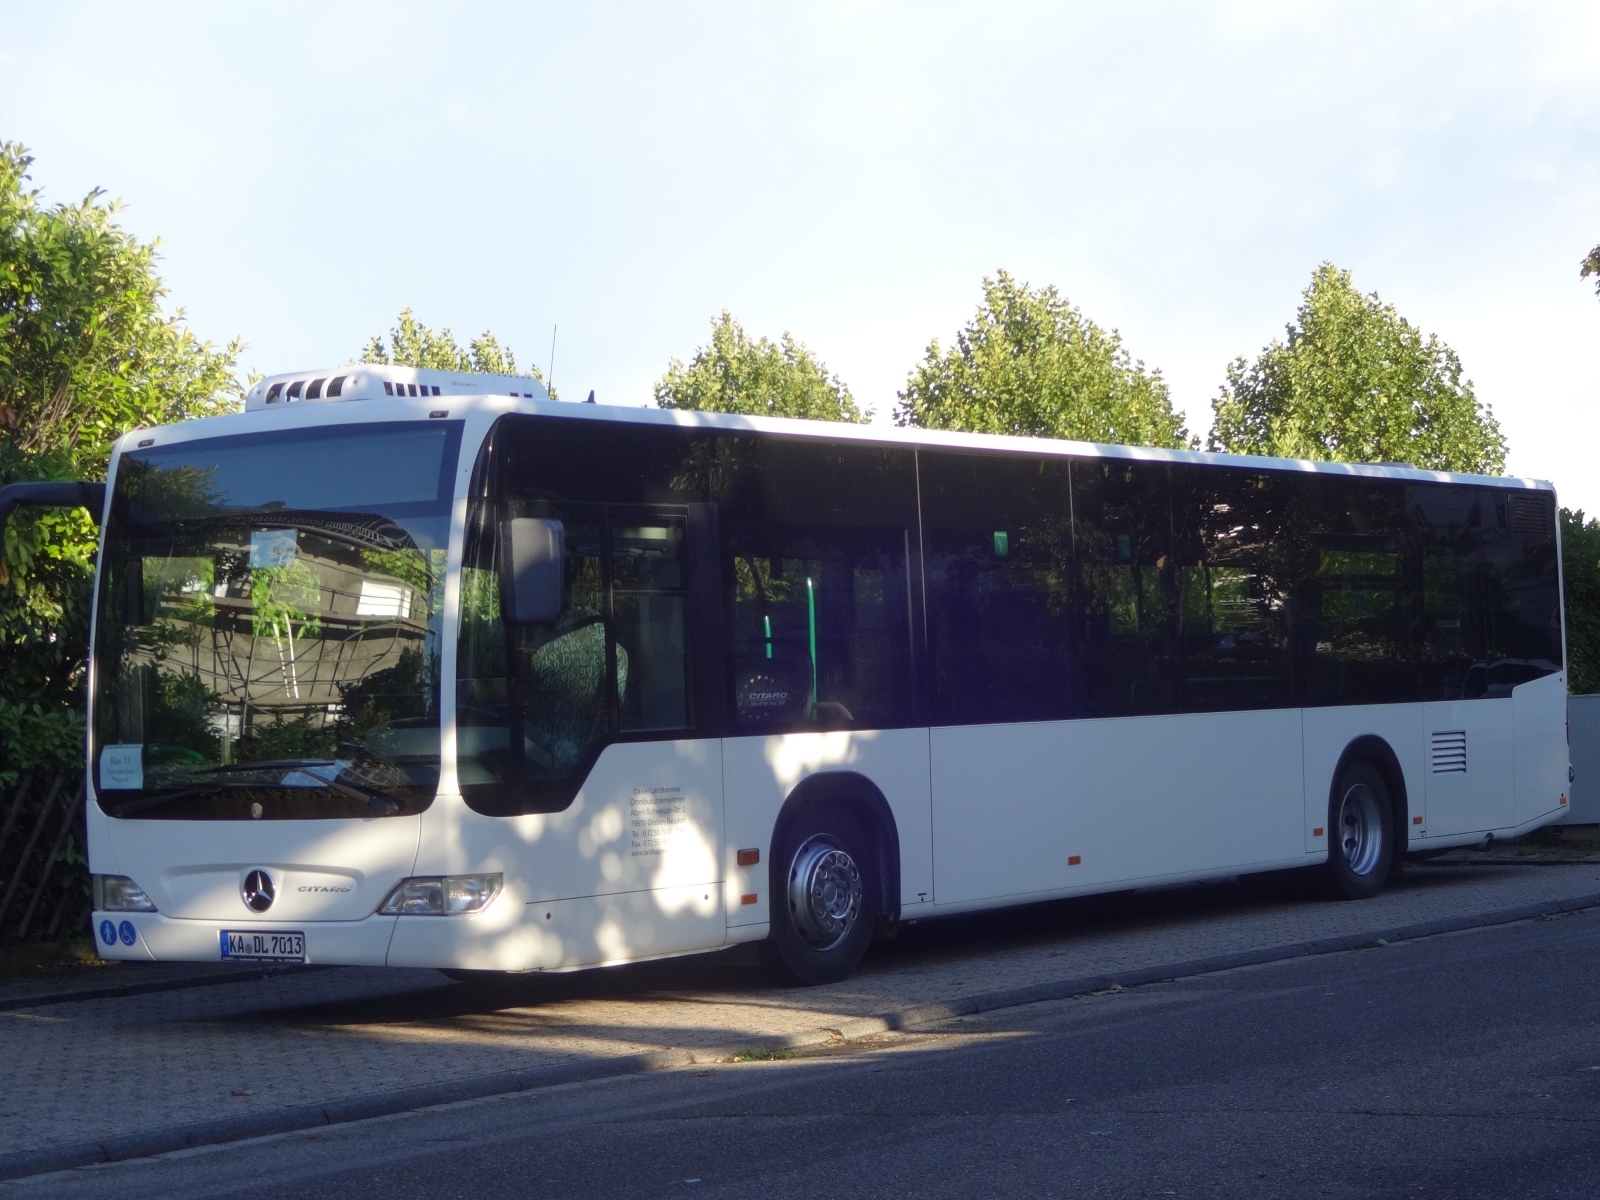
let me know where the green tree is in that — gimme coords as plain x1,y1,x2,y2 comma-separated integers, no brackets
1211,263,1506,474
654,311,864,422
1563,508,1600,695
896,270,1190,448
1570,252,1600,694
0,142,242,780
362,307,553,394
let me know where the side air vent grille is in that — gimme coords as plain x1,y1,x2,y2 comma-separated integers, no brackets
1508,492,1553,540
1431,730,1467,774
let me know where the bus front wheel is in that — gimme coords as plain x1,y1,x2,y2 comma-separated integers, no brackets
767,810,877,986
1325,760,1394,901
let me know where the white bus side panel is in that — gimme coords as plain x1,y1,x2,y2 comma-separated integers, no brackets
1513,672,1570,826
720,729,934,925
930,710,1305,907
1300,704,1424,850
1422,699,1514,836
388,739,724,971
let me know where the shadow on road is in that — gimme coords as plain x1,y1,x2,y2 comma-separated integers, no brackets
223,859,1515,1030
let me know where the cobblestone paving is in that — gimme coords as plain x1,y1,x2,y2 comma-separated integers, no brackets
6,862,1598,1156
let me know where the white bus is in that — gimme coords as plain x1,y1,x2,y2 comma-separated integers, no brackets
14,364,1570,984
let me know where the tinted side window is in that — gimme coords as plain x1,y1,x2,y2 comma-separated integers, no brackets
458,416,712,815
458,500,619,814
1288,474,1419,706
612,515,690,732
1168,465,1294,712
1410,483,1488,700
920,451,1075,725
1069,458,1178,716
718,436,918,733
1477,489,1562,694
495,415,710,506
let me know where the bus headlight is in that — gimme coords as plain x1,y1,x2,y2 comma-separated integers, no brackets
93,875,158,912
379,874,503,915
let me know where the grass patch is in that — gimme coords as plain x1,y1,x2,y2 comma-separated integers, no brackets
726,1046,808,1062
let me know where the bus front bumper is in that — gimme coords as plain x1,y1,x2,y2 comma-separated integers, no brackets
90,911,398,966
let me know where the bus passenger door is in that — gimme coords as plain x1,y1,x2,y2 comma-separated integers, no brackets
543,506,726,964
451,500,726,968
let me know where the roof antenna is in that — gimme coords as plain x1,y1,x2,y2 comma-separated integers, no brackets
585,390,595,404
546,325,557,396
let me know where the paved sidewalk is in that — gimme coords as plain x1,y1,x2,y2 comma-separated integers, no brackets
0,962,327,1012
5,861,1599,1168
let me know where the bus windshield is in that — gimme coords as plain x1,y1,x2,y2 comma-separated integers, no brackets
91,421,462,819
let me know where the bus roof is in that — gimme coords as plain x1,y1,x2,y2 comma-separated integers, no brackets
245,364,551,410
215,365,1551,495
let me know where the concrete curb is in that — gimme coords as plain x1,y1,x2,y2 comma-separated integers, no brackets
5,889,1597,1182
0,965,334,1014
1427,857,1600,867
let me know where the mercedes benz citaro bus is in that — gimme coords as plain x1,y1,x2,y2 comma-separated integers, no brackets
14,364,1570,984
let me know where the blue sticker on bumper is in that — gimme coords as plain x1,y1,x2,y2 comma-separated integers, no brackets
100,919,117,946
118,920,137,946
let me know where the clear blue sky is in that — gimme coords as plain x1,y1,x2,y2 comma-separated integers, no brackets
3,3,1597,509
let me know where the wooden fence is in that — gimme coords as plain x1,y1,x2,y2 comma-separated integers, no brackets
0,771,90,943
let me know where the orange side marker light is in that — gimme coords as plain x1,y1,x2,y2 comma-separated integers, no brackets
1560,795,1568,806
740,893,758,905
737,848,760,867
1413,815,1423,825
1067,855,1082,866
1312,827,1324,837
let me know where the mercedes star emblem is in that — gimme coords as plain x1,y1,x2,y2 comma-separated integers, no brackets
242,869,275,913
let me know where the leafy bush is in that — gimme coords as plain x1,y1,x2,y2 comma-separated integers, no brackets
0,142,242,783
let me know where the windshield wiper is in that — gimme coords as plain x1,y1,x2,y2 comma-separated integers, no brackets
102,787,211,817
196,759,347,779
104,764,403,817
196,760,402,814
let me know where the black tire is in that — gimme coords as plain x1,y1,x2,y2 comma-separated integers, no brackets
766,807,878,986
1325,759,1395,901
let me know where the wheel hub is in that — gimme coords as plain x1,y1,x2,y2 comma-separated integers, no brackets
1337,782,1384,877
787,836,863,951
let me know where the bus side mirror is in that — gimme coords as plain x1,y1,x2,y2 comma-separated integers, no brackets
501,518,564,624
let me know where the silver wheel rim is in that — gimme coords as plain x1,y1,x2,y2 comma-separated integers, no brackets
1337,782,1384,877
787,835,863,951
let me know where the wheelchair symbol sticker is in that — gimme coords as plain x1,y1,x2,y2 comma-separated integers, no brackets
118,920,137,946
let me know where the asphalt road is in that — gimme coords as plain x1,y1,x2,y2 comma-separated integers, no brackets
15,904,1600,1200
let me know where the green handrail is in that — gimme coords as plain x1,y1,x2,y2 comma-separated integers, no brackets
806,576,818,720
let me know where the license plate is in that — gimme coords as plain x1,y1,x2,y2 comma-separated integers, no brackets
220,930,305,962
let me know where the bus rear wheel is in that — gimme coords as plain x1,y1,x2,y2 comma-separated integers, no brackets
1325,760,1394,901
767,810,877,986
